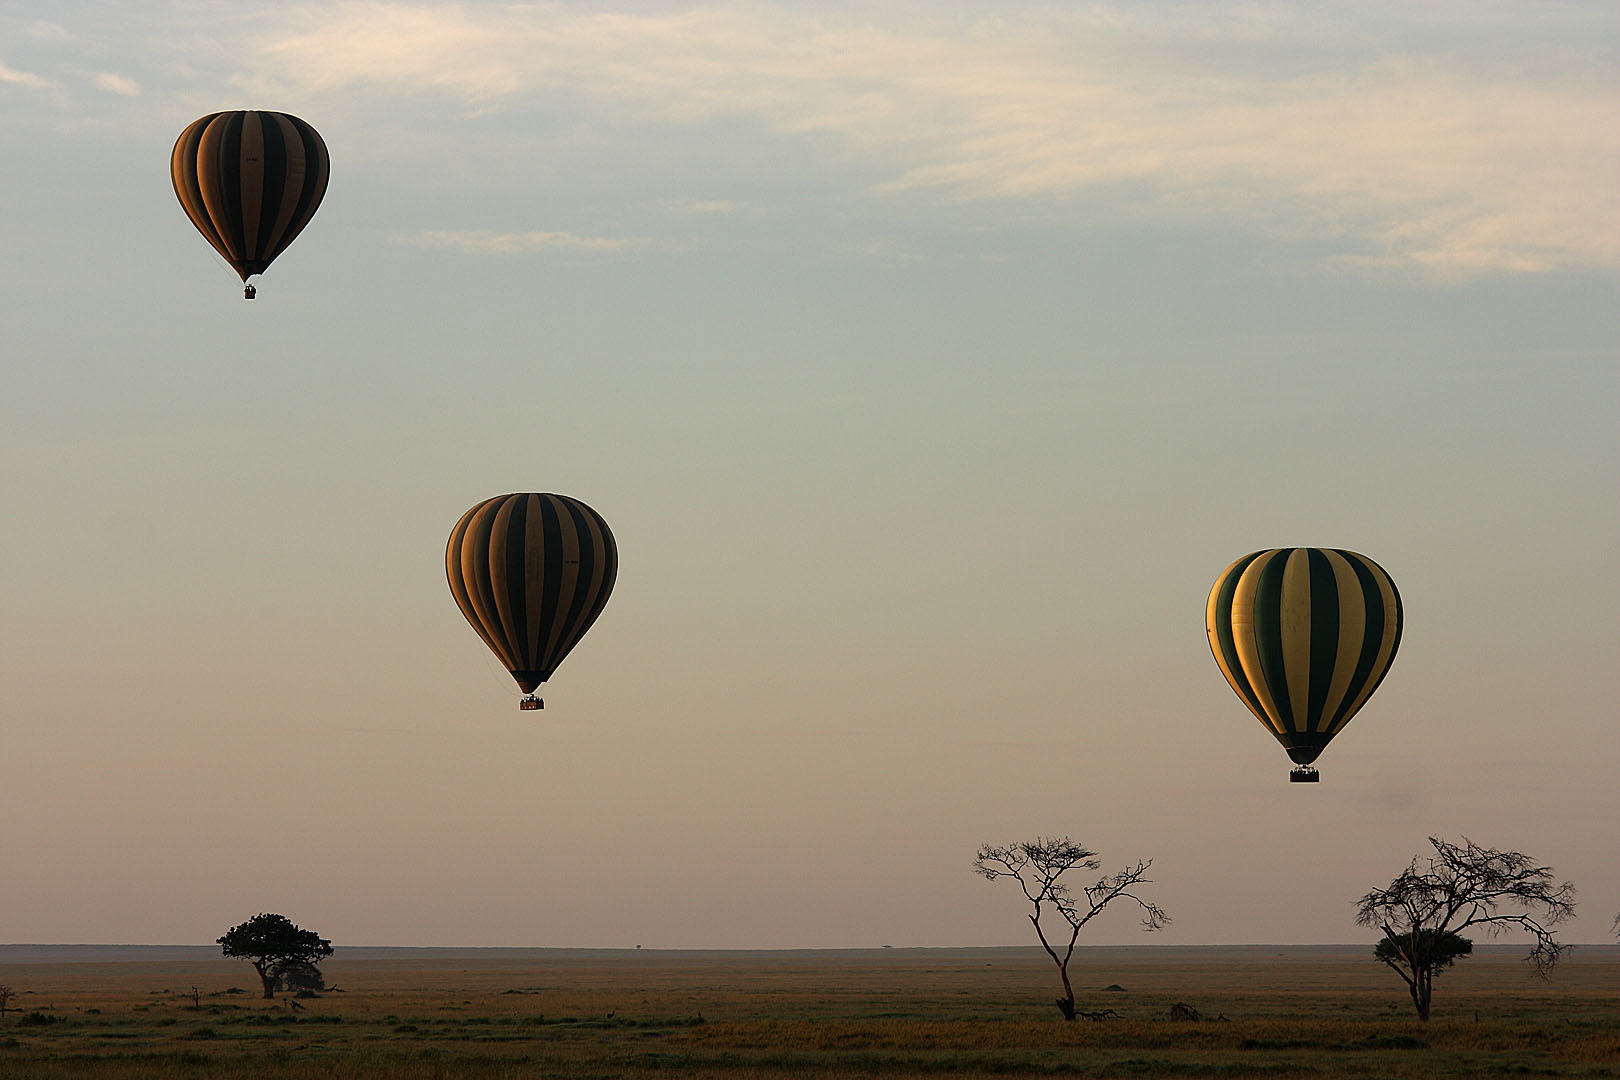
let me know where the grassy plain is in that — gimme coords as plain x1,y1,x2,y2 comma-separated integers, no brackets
1,944,1615,1078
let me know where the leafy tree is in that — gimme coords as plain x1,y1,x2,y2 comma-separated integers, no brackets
281,962,326,994
1370,927,1473,1016
1354,836,1575,1020
975,837,1168,1021
217,913,334,1000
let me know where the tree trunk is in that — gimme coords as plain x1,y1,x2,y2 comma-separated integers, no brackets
1410,963,1431,1021
255,962,276,1000
1055,961,1077,1021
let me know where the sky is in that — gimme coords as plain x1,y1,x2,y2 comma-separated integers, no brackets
1,1,1616,951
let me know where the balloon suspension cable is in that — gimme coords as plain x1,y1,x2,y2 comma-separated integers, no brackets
1289,765,1320,783
243,284,257,300
519,695,543,711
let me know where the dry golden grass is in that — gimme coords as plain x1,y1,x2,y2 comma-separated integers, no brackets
1,945,1615,1078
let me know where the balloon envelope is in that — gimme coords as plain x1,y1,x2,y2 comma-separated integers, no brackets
171,111,329,285
1206,548,1402,766
446,493,618,697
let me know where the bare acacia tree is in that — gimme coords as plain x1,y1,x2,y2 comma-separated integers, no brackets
975,837,1168,1021
0,984,15,1018
1353,836,1576,1021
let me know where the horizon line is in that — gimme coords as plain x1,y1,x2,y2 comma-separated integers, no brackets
7,941,1616,952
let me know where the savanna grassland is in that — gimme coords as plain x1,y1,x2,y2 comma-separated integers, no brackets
1,945,1615,1079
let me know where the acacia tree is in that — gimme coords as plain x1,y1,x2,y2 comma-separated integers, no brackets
0,984,15,1018
974,837,1168,1021
1353,836,1575,1021
218,913,334,1000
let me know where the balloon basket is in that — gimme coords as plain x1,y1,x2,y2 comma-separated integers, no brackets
244,284,257,299
1289,766,1320,783
519,696,543,711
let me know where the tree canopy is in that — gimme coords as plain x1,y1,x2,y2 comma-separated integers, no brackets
218,913,334,1000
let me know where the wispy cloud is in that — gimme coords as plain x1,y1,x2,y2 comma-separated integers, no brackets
93,72,140,96
212,3,1620,273
863,53,1617,275
0,59,54,89
404,229,630,255
26,21,72,42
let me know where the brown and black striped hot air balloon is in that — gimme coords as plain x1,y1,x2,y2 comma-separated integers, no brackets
171,111,329,298
1206,548,1403,783
446,494,618,711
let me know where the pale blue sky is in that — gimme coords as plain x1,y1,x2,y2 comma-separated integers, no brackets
2,1,1616,949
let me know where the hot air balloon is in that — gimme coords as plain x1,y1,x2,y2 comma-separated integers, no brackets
1205,548,1402,782
446,494,618,710
171,111,329,298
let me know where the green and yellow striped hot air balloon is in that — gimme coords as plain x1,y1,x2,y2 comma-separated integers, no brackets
446,494,618,711
1205,548,1403,782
